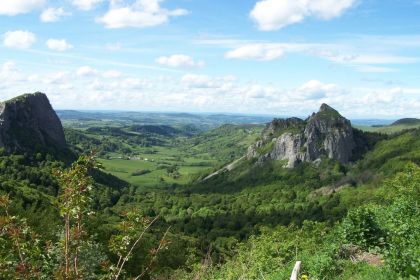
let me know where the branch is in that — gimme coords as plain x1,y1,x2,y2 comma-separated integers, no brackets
134,226,171,280
114,215,160,280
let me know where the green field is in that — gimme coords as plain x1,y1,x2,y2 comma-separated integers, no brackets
98,146,217,187
63,118,264,187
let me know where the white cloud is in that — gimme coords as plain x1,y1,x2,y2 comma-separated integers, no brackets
244,84,277,99
156,54,204,68
42,71,70,84
181,74,235,89
76,66,98,77
103,70,122,78
96,0,188,29
224,42,420,74
0,0,45,16
119,77,151,89
250,0,356,31
294,80,342,100
46,39,73,52
225,44,286,61
40,7,70,22
0,61,23,83
88,79,106,90
317,52,419,65
88,76,151,91
355,66,398,73
71,0,103,11
3,30,36,49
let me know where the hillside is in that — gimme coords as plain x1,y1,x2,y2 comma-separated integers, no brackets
391,118,420,125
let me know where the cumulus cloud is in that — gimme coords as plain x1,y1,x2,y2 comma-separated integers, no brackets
88,76,151,91
224,42,419,74
156,54,204,68
316,52,420,65
96,0,188,29
42,71,70,84
181,74,235,89
0,61,23,84
119,77,151,89
76,66,98,77
71,0,103,11
293,80,342,100
103,70,122,78
225,44,286,61
244,84,277,99
250,0,356,31
46,39,73,51
3,30,36,49
40,7,70,22
0,0,45,16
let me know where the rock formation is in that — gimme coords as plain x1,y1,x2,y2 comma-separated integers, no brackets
0,92,66,152
247,104,356,168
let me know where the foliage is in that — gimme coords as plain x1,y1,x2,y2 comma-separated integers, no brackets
0,195,51,279
178,163,420,279
56,152,100,278
0,153,167,279
340,206,385,250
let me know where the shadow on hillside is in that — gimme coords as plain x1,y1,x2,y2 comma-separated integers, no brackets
167,203,345,244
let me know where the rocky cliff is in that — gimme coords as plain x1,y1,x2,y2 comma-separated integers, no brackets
247,104,356,168
0,92,66,152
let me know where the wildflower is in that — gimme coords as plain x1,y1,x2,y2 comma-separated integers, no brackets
302,274,309,279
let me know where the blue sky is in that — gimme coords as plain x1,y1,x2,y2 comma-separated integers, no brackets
0,0,420,118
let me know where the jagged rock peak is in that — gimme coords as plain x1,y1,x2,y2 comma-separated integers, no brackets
308,103,343,121
0,92,66,152
320,103,336,112
247,104,356,168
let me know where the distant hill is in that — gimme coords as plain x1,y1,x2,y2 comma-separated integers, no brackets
391,118,420,126
56,110,274,131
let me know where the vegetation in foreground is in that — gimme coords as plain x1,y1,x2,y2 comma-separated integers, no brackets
1,157,418,279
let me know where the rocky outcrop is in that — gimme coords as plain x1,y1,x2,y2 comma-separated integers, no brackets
0,92,66,152
247,104,356,168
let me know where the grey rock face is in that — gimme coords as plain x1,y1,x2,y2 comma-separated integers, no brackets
269,133,304,168
0,92,66,152
247,104,356,168
247,139,264,159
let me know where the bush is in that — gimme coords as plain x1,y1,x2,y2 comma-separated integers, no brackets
340,206,385,250
131,169,151,176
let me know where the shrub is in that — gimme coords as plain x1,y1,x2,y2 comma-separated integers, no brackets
340,206,385,250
